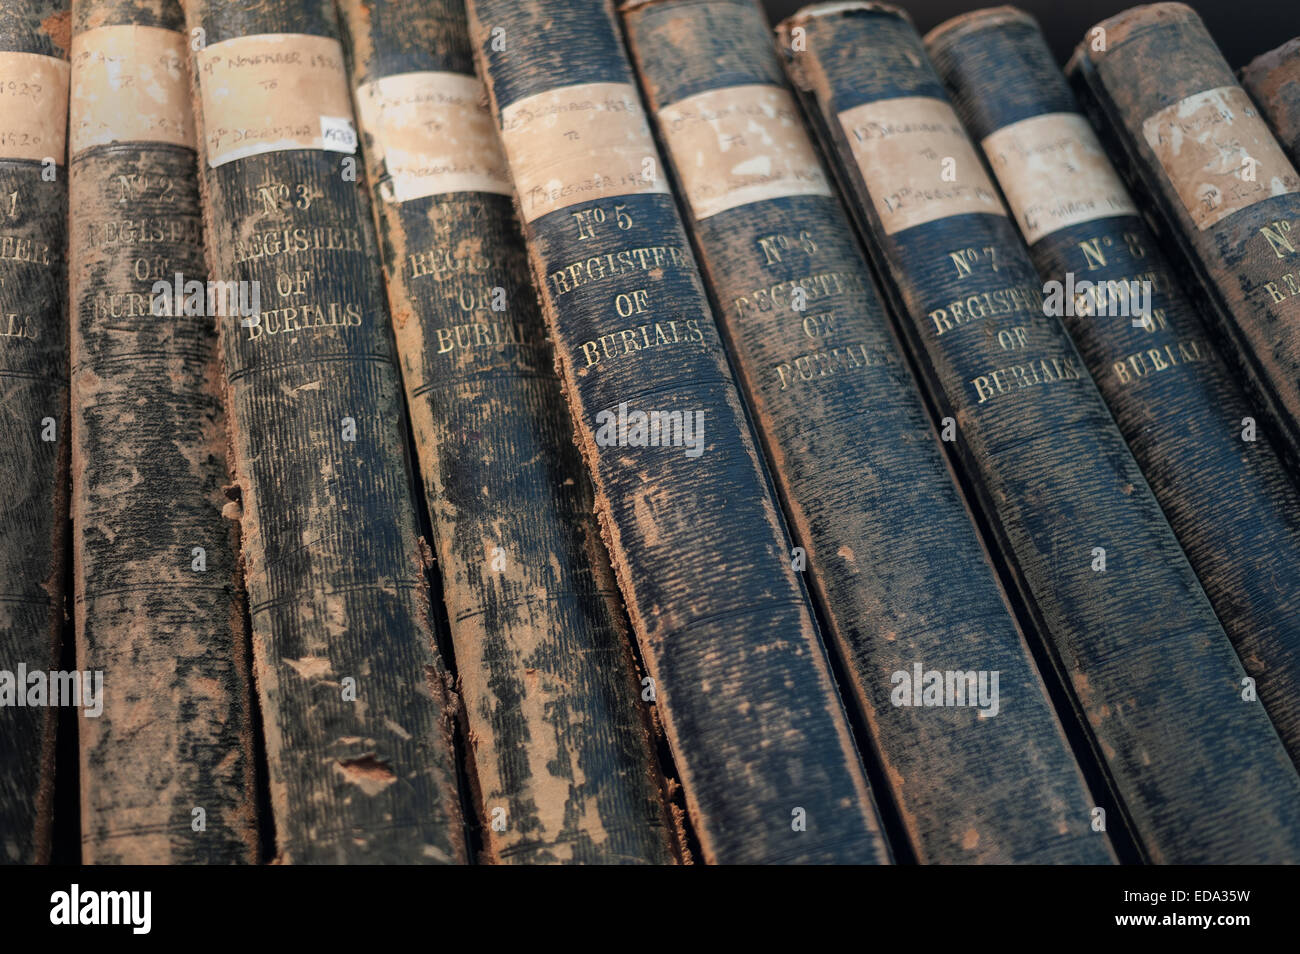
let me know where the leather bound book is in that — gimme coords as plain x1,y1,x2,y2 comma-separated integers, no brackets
69,0,257,864
0,0,70,866
927,5,1300,781
1068,4,1300,481
466,0,890,864
779,1,1300,863
624,0,1110,864
180,0,465,863
1243,38,1300,166
336,0,678,865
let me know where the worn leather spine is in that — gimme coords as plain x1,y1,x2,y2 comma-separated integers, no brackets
623,0,1109,864
180,0,465,863
336,0,677,865
779,1,1300,863
467,0,890,864
1243,38,1300,167
927,6,1300,780
1067,5,1300,483
0,0,70,865
68,0,256,864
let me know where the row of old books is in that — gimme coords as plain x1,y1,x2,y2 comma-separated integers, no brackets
3,0,1300,865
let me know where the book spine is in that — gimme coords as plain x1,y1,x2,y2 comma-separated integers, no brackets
927,7,1300,780
623,0,1110,864
0,0,70,865
335,0,677,865
68,0,256,864
1243,38,1300,167
1067,4,1300,482
466,0,890,864
180,0,466,864
779,1,1300,863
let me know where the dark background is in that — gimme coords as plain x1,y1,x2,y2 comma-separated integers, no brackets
759,1,1299,69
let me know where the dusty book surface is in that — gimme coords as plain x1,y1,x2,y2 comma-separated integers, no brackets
1068,3,1300,482
468,0,891,864
928,4,1300,792
780,0,1300,863
68,0,258,865
624,0,1110,864
180,0,466,864
338,0,678,865
0,0,71,866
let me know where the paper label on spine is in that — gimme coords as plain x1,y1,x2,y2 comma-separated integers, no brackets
837,95,1004,234
656,84,831,219
195,33,357,167
70,25,194,154
0,51,70,162
498,81,669,222
1142,85,1300,230
354,71,511,203
982,112,1137,244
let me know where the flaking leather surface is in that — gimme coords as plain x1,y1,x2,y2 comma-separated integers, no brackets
180,0,466,864
468,0,890,865
337,0,678,866
68,0,258,865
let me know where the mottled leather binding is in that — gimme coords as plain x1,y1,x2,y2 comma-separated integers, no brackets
68,0,256,864
780,1,1300,863
1068,4,1300,484
0,0,69,865
467,0,890,864
180,0,465,863
927,5,1300,781
624,0,1109,864
1243,38,1300,166
336,0,677,865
